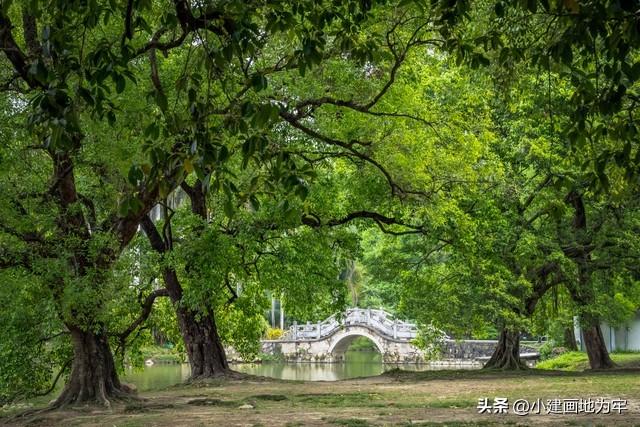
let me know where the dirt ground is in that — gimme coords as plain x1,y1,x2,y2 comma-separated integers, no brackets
3,369,639,426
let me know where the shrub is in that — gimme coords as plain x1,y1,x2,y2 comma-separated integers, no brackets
538,340,555,361
411,323,446,361
265,328,284,340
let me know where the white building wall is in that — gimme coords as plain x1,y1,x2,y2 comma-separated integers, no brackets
625,313,640,351
575,312,640,352
614,327,627,351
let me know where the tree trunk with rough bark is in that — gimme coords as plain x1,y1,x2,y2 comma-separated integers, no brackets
582,321,615,369
176,308,230,378
483,328,527,370
163,269,230,378
142,182,232,380
563,191,615,369
51,326,130,408
568,279,615,369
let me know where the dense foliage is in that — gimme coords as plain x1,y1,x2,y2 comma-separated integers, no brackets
1,0,639,406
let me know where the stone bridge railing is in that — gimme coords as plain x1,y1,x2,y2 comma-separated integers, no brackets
282,308,424,342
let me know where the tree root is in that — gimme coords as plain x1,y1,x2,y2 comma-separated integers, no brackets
48,382,139,410
483,328,528,370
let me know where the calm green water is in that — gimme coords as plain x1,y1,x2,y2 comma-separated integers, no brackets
122,351,441,391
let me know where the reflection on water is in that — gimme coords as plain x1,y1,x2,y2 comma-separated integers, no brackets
123,363,191,391
122,350,478,391
236,351,387,381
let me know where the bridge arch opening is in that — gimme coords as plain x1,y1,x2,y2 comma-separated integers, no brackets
329,332,384,362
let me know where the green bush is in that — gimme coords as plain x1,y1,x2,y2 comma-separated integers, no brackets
537,340,555,361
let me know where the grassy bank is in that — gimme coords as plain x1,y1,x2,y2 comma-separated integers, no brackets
3,367,639,426
536,351,640,371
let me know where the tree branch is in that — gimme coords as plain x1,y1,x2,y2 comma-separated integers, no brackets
0,12,44,89
302,210,426,236
140,215,167,253
224,274,238,306
148,33,166,97
34,359,71,398
118,288,170,343
124,0,134,40
519,174,553,214
279,110,402,195
21,10,41,56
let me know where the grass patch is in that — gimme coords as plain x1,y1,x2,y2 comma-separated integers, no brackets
536,351,640,371
295,392,386,408
404,423,492,427
250,393,288,401
91,419,164,427
124,402,175,413
381,367,567,381
326,418,373,426
186,398,238,407
259,352,285,363
424,398,477,409
535,352,589,371
6,369,640,426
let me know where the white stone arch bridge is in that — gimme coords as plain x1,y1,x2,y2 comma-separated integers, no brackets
261,308,434,363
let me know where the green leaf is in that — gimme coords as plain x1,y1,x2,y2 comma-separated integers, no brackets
155,91,168,112
296,184,309,200
224,197,235,218
250,74,268,91
249,195,260,211
128,165,143,185
630,62,640,81
114,74,126,94
144,123,160,139
77,87,94,106
118,198,131,217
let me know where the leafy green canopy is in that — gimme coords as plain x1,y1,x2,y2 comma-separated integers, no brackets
1,0,463,399
440,0,640,188
359,40,640,343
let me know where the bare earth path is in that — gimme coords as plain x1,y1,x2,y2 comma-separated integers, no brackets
3,369,639,426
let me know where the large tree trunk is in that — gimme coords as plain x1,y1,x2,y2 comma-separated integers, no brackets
564,326,578,351
51,326,130,407
161,268,230,379
176,307,230,379
483,328,527,370
582,321,615,369
563,191,614,369
142,182,232,380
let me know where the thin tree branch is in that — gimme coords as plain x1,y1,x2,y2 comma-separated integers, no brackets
118,288,170,343
34,359,71,397
0,12,44,89
140,215,167,253
302,210,426,236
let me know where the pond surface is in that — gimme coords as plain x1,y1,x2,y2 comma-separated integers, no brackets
122,351,477,391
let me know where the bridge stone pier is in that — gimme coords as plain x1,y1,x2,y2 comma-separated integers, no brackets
261,308,431,363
